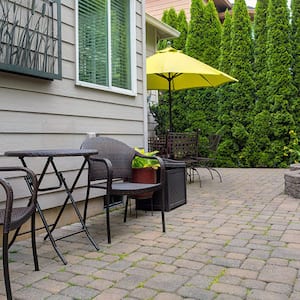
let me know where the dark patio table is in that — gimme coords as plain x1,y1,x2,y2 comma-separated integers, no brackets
4,149,99,264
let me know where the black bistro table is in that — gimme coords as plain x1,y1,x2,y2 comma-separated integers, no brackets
5,149,99,264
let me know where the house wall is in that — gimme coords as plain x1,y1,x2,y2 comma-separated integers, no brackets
146,24,159,137
146,0,192,21
0,0,146,221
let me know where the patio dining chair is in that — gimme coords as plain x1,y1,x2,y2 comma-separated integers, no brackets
166,131,202,186
192,134,222,183
0,166,39,300
81,137,166,244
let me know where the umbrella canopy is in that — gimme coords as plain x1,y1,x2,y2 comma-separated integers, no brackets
146,46,238,130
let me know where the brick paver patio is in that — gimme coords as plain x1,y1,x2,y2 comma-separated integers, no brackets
2,167,300,299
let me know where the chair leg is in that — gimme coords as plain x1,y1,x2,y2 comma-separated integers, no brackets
211,168,222,182
160,190,166,233
191,167,202,187
162,210,166,232
83,184,90,224
3,233,12,300
105,195,111,244
124,197,129,223
151,196,154,216
31,214,39,271
206,167,214,180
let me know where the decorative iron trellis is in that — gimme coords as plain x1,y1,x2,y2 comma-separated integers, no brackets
0,0,62,80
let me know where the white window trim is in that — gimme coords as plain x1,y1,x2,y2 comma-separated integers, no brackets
75,0,137,96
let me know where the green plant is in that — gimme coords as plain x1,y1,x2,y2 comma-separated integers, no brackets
284,130,300,163
132,148,160,169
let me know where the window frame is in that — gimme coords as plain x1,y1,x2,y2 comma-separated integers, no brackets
75,0,137,96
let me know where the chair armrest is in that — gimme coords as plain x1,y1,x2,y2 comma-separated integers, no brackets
153,155,165,185
0,166,38,232
89,157,113,190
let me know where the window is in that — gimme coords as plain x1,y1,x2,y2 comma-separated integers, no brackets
77,0,136,94
0,0,62,80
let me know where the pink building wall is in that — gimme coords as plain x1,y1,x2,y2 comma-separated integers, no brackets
146,0,192,21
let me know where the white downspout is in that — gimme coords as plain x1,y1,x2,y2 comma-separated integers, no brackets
141,1,148,151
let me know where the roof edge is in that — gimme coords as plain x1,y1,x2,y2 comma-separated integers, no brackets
146,13,180,39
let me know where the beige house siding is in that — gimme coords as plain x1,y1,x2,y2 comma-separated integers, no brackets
146,0,192,21
0,0,146,214
146,0,233,22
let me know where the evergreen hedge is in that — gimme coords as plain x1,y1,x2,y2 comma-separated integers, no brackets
150,0,299,167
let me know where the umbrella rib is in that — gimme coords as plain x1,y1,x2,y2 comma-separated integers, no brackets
156,73,182,81
197,74,218,87
156,72,219,87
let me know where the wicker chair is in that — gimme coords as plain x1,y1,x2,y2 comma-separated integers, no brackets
81,137,166,243
0,167,39,300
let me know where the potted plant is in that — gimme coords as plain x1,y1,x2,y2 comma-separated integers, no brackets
131,148,160,199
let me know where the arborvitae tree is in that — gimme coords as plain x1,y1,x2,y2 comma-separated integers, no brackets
217,10,235,166
291,0,300,132
241,0,270,167
173,9,188,51
202,0,222,68
219,10,232,74
157,10,169,50
183,0,212,142
253,0,269,111
194,0,222,138
291,0,300,96
221,0,255,166
185,0,206,60
264,0,297,166
166,8,178,31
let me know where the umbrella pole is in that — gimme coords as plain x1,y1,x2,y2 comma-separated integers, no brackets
168,78,172,132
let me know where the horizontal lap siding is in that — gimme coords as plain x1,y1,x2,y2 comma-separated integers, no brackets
0,0,145,207
146,0,191,21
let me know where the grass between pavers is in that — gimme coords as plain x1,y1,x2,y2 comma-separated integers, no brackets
207,269,226,290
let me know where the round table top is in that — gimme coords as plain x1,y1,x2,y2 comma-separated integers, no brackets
4,149,98,158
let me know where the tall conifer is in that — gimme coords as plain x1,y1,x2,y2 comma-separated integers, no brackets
220,0,254,166
265,0,297,166
185,0,206,60
291,0,300,96
183,0,222,139
217,11,235,166
241,0,270,166
219,10,232,74
254,0,269,111
173,10,188,51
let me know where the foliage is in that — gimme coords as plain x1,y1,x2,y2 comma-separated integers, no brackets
219,10,232,74
218,0,255,166
291,0,300,128
173,10,188,51
151,7,189,134
284,130,300,163
157,10,170,50
202,0,222,68
184,0,222,139
157,8,188,51
264,0,297,166
149,100,169,135
253,0,269,112
291,0,300,96
217,11,233,166
150,0,299,168
132,148,160,169
185,0,206,60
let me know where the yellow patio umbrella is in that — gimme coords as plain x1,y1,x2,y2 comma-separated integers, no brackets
147,46,238,131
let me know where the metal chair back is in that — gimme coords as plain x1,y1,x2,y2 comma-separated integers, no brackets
0,167,39,300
